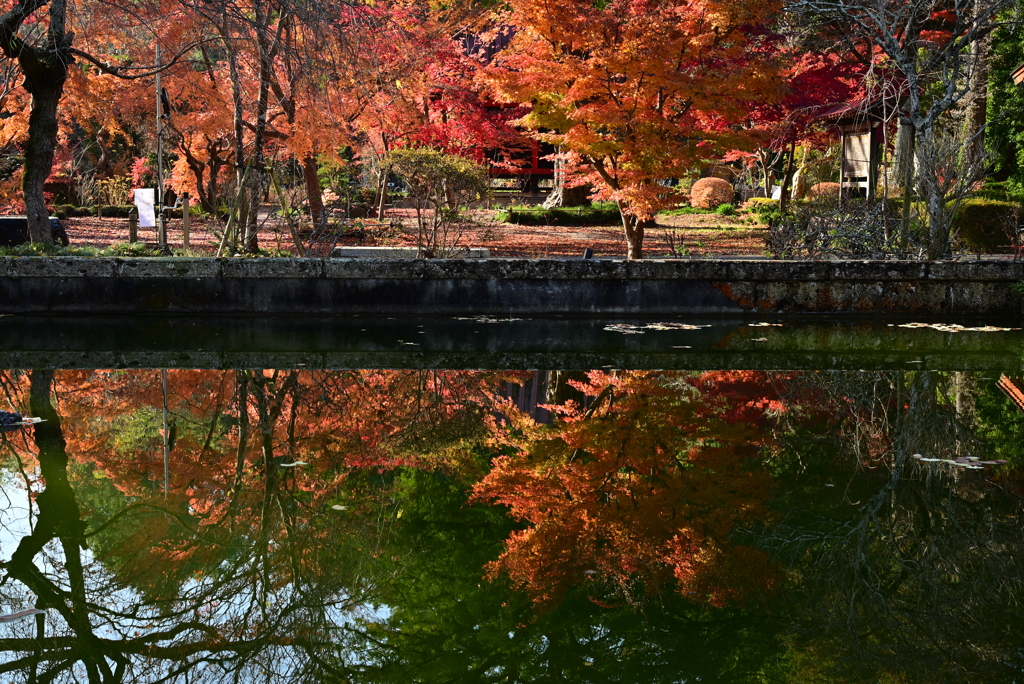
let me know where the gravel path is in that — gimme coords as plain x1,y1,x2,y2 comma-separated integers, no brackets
64,209,767,258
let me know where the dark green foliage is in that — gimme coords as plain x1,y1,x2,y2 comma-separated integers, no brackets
951,196,1021,253
973,375,1024,465
0,242,99,256
497,201,621,225
987,25,1024,190
659,206,704,215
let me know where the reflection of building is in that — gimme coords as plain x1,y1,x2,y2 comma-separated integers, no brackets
501,371,598,424
502,371,553,424
998,375,1024,413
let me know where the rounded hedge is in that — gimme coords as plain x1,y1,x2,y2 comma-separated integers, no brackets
689,177,734,209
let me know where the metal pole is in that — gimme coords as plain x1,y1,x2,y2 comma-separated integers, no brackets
162,369,169,498
156,42,167,251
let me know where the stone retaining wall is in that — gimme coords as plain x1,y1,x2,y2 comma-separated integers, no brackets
0,257,1020,315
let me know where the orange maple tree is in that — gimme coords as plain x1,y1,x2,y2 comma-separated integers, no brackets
472,371,783,608
483,0,785,258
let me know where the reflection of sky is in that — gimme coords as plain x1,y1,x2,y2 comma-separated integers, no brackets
0,468,40,567
2,466,389,682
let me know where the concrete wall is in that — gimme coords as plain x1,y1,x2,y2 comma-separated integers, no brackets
0,257,1020,316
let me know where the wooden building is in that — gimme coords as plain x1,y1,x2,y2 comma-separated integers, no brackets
819,98,885,201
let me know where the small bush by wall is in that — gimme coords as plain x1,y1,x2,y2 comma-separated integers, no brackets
952,198,1021,253
689,177,734,209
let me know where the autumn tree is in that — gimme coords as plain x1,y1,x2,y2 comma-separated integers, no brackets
483,0,784,259
0,0,198,242
787,0,1020,258
473,371,781,608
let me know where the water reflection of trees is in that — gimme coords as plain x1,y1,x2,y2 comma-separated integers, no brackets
1,367,1021,683
0,369,500,683
766,370,1024,683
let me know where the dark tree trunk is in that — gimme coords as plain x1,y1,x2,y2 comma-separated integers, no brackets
966,22,991,165
0,0,72,244
22,82,64,242
303,154,324,227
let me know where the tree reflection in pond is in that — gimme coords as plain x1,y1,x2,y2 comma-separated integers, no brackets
0,368,1021,683
765,370,1024,683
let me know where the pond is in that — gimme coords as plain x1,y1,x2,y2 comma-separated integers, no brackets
0,316,1022,683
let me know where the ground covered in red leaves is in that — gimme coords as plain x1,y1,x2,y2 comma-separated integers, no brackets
64,208,767,258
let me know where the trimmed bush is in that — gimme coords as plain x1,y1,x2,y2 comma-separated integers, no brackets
744,198,779,214
689,177,734,209
951,198,1021,253
498,202,621,226
715,203,735,216
807,182,841,199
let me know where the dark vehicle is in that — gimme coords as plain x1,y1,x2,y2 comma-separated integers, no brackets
0,215,70,247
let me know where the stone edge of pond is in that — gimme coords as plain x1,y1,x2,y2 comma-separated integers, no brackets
0,257,1021,316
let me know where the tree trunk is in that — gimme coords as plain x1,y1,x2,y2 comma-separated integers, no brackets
303,154,324,227
1,0,72,244
22,82,63,242
916,127,953,260
621,208,644,260
965,4,992,165
543,153,590,208
243,11,274,254
778,143,797,215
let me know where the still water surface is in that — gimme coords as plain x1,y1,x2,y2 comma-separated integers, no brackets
0,317,1022,683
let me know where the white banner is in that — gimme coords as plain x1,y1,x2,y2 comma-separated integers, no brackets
133,188,156,228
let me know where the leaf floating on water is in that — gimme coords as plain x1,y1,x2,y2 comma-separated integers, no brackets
898,322,1020,333
646,322,713,330
605,322,712,335
604,324,646,334
454,316,523,323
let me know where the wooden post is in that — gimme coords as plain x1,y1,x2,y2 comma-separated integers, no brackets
182,192,190,250
128,210,138,243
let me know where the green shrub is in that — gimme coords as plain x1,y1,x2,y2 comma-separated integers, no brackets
497,201,622,226
660,206,711,216
715,203,735,216
0,243,99,257
951,197,1021,253
99,242,164,257
745,198,779,215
